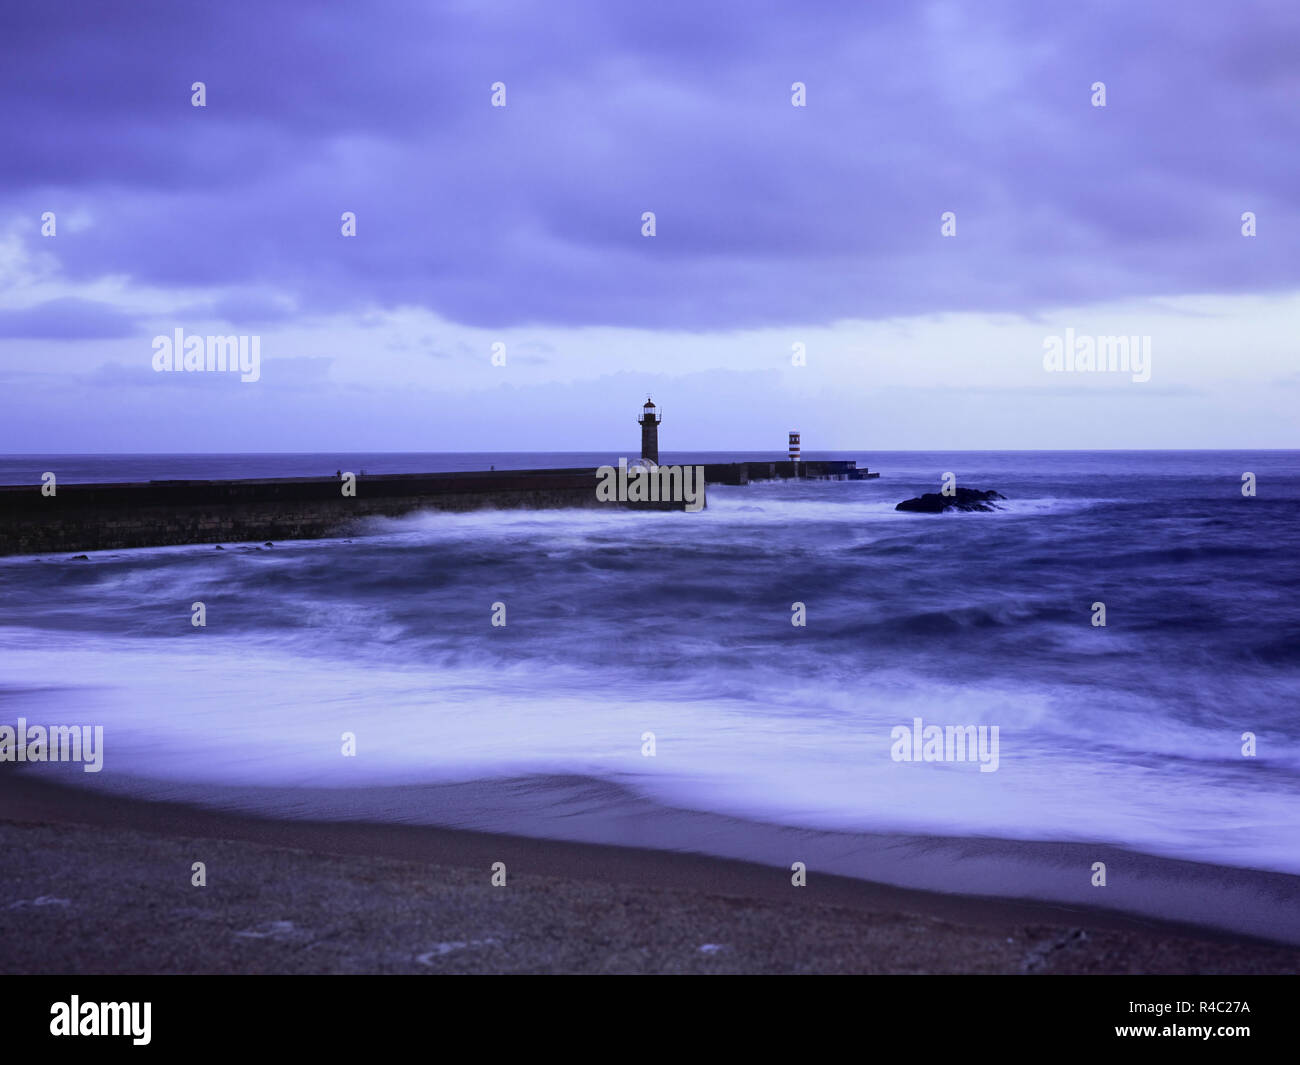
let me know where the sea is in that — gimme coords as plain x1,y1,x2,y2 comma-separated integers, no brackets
2,450,1298,932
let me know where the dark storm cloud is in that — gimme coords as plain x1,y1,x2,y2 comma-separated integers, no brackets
3,0,1298,329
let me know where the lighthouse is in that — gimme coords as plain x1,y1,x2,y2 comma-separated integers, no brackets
638,397,662,464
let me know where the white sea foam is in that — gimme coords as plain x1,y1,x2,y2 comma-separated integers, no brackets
3,630,1297,875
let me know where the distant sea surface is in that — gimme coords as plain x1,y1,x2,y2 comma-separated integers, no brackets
2,451,1298,882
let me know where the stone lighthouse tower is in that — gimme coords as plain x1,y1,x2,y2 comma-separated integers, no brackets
638,397,662,464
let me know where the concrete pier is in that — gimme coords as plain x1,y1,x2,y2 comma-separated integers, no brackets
0,458,879,556
0,468,687,556
700,459,880,485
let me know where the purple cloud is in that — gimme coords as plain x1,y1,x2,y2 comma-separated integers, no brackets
2,0,1298,329
0,298,138,339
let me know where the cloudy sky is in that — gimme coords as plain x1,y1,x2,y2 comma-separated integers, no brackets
2,0,1297,453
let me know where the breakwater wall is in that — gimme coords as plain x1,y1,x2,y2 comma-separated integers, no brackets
0,458,880,556
701,459,879,485
0,468,688,556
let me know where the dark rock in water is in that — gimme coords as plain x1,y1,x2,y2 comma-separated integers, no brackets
264,542,274,547
896,487,1006,513
70,554,89,561
214,545,224,550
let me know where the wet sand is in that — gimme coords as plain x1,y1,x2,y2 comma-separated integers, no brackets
1,771,1297,974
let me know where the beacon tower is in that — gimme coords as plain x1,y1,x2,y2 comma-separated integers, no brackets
638,398,661,464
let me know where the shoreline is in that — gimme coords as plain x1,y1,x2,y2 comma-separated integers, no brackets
10,767,1300,946
3,770,1298,973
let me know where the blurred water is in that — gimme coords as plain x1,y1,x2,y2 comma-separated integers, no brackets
1,450,1298,874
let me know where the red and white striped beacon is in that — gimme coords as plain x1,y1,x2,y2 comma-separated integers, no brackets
788,431,800,464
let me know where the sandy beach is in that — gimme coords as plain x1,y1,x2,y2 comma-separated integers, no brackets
2,770,1296,975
